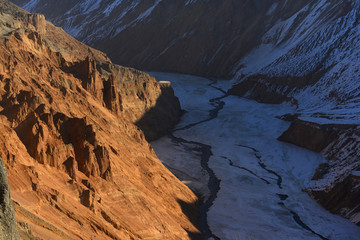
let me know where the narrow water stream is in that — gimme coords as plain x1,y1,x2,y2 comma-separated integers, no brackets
168,132,220,239
151,72,360,240
236,145,328,240
171,80,328,239
168,80,228,239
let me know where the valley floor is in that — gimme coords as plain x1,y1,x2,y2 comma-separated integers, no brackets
150,72,360,240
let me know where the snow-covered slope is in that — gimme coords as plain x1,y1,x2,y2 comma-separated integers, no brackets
230,0,360,123
11,0,311,77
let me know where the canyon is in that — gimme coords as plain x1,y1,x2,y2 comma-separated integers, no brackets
2,0,360,239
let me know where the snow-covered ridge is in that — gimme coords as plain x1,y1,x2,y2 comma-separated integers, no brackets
12,0,164,41
233,0,360,123
15,0,167,41
11,0,312,78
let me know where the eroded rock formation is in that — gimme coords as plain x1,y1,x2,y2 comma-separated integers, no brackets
279,120,360,225
0,1,199,239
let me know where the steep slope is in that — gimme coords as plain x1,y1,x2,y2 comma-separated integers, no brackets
12,0,360,121
12,0,360,118
11,0,310,78
229,0,360,122
0,1,199,239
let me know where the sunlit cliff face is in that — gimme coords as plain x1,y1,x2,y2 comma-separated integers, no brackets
0,1,199,239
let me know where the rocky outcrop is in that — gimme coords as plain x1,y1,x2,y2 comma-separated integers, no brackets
0,1,199,239
279,119,360,225
0,158,20,240
61,52,182,141
135,81,182,141
227,0,360,121
228,74,300,105
27,13,46,35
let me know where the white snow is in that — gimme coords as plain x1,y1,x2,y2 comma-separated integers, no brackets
21,0,164,43
233,1,360,124
150,135,210,198
136,0,162,21
22,0,40,12
103,0,124,17
150,72,360,240
185,0,197,6
266,3,279,16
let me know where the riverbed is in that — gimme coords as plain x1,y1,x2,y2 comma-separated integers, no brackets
150,72,360,240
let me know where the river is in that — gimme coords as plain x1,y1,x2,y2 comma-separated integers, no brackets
150,72,360,240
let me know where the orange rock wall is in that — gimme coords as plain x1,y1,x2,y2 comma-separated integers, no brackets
0,1,199,239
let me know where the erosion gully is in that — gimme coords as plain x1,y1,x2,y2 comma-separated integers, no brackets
168,80,327,240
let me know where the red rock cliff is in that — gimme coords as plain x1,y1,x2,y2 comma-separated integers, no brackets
0,1,199,239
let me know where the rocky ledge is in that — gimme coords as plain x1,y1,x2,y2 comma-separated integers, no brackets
278,119,360,225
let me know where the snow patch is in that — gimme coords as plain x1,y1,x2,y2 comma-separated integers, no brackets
266,2,279,16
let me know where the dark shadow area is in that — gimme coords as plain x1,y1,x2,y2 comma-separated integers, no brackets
177,199,204,240
135,83,183,141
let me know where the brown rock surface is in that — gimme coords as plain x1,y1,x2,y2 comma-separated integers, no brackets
0,1,199,239
278,119,360,225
